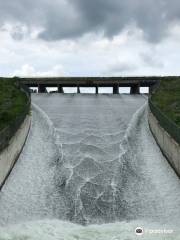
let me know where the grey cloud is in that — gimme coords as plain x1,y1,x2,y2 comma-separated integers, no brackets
105,61,137,76
10,25,27,41
140,52,164,68
0,0,180,42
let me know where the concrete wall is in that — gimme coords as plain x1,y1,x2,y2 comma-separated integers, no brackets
0,115,31,189
149,109,180,177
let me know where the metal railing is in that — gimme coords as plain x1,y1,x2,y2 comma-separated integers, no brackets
0,82,31,153
149,85,180,145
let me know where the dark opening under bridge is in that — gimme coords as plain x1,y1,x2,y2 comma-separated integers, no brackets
20,76,161,94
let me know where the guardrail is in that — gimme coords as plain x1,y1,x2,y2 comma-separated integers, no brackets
149,91,180,145
0,82,31,153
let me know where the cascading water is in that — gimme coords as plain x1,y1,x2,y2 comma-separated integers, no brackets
0,94,180,239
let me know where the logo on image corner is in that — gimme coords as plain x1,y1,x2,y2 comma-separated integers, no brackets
135,227,144,236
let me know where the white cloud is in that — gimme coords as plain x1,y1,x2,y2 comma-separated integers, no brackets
0,22,180,78
13,64,66,77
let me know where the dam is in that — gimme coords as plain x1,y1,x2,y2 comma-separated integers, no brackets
0,93,180,239
19,76,159,94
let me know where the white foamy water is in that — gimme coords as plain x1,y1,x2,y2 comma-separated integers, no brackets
0,94,180,239
0,219,179,240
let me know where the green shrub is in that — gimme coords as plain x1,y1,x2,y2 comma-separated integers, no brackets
0,78,28,130
151,78,180,127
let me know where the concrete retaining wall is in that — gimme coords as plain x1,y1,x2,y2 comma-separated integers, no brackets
149,109,180,177
0,115,31,189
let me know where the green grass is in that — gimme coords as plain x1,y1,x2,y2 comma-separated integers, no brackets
151,78,180,127
0,78,28,130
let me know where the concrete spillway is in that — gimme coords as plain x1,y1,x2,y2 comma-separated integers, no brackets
0,94,180,239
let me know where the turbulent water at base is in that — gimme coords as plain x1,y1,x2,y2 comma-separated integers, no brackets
0,94,180,239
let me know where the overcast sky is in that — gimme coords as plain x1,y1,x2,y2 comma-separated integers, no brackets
1,0,180,77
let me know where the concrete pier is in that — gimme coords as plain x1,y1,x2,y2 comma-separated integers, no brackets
58,85,64,93
38,85,47,93
77,86,81,94
113,84,119,94
95,86,98,94
130,84,140,94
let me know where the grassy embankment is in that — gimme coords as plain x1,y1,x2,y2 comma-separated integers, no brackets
0,78,28,131
151,78,180,127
